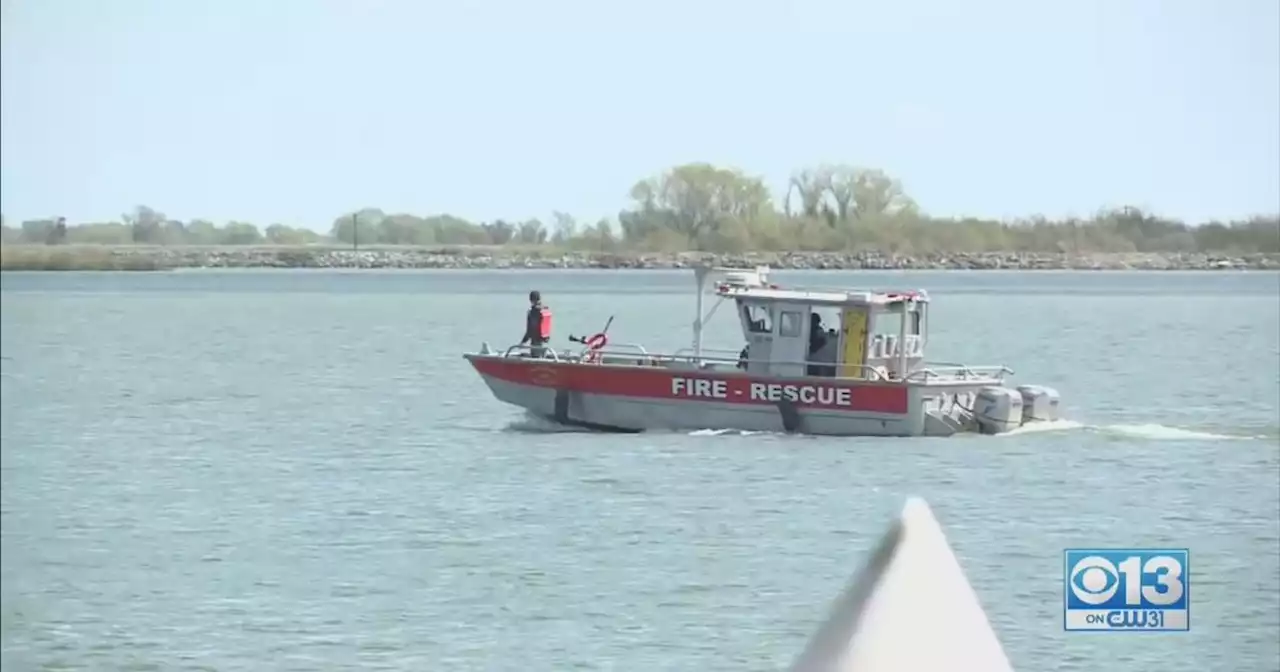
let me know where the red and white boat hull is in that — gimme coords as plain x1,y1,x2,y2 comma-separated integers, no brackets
466,355,935,436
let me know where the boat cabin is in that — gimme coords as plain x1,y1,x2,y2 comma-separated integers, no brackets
698,267,929,381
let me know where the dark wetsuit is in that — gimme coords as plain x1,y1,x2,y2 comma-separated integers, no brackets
806,317,829,376
523,303,547,356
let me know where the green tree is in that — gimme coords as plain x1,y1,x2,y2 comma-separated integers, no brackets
185,219,219,244
265,223,322,245
220,221,263,245
4,162,1277,257
513,219,547,245
330,208,386,244
124,205,166,243
836,167,916,221
548,211,578,246
623,163,773,249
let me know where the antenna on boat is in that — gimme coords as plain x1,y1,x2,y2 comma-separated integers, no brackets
568,315,614,345
692,265,713,362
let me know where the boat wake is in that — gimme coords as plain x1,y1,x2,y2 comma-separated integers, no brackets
1094,423,1264,441
683,420,1272,441
497,411,1270,441
688,428,771,437
992,419,1084,437
991,420,1263,440
502,413,596,434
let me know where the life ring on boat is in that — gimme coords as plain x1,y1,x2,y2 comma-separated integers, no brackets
582,332,608,363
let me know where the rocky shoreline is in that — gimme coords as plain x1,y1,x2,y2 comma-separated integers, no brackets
2,245,1278,271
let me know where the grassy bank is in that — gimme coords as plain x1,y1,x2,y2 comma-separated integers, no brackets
3,243,1278,272
0,245,169,271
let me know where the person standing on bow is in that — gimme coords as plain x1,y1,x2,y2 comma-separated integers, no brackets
520,290,553,357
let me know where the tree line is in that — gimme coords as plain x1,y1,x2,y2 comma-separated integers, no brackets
3,163,1277,254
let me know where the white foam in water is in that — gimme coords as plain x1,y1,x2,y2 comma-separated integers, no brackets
682,419,1262,441
688,428,766,437
994,419,1084,437
503,413,594,433
1000,420,1260,441
1100,423,1252,441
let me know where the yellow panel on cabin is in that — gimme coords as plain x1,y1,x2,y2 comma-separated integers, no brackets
840,308,868,379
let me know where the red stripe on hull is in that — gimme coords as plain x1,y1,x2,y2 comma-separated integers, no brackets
468,356,909,414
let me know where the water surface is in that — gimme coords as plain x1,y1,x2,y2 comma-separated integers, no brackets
3,269,1278,671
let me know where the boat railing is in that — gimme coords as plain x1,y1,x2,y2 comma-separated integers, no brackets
499,342,651,360
868,334,924,359
489,344,1010,385
671,347,742,359
903,364,1013,382
500,344,564,361
598,342,651,357
716,283,930,301
612,349,897,382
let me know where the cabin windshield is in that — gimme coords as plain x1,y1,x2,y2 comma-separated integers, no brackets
743,304,772,333
778,310,804,337
811,306,839,340
872,308,901,336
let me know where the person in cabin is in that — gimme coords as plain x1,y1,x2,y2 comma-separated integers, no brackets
809,313,828,351
807,313,829,375
520,290,553,357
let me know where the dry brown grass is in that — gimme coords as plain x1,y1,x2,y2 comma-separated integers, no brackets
0,245,167,271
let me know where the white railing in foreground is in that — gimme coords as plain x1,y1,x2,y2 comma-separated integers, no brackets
788,497,1015,672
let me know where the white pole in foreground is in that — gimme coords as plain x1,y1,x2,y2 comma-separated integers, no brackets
788,497,1015,672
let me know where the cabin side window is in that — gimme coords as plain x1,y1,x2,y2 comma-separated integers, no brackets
743,304,773,334
778,310,803,337
871,308,900,335
874,306,921,335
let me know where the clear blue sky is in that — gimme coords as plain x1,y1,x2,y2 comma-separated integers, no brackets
2,0,1277,231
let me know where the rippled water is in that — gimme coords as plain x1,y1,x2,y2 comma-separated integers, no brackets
2,269,1278,671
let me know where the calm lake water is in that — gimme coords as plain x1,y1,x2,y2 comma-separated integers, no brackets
2,269,1279,671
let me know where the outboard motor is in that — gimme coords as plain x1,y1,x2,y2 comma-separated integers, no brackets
973,387,1023,434
1017,385,1060,424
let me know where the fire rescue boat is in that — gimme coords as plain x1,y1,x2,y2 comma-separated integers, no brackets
464,265,1063,437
